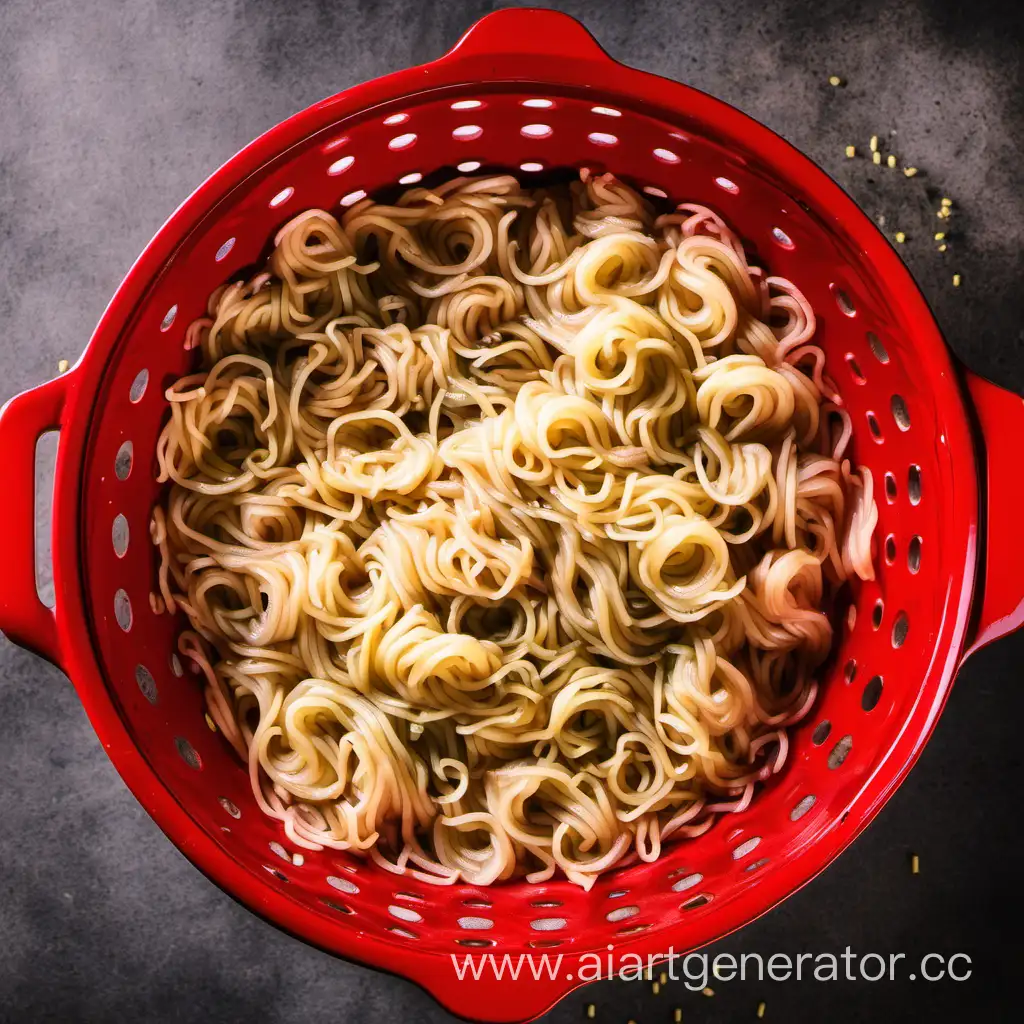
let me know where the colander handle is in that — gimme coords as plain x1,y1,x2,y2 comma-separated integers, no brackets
0,373,70,668
962,368,1024,659
441,6,613,66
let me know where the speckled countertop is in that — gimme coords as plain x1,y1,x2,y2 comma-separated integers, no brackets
1,1,1021,1021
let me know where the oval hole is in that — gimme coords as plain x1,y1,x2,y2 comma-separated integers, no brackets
160,305,177,332
908,465,922,504
112,514,129,557
453,125,483,141
714,176,738,193
744,858,769,873
388,133,417,151
831,285,856,316
790,794,817,821
846,354,865,383
457,160,481,173
828,735,854,769
269,186,294,208
519,123,552,139
653,147,680,164
383,113,409,125
892,611,909,648
606,905,640,923
771,226,794,248
867,331,890,363
643,186,669,198
885,472,897,503
588,132,618,147
671,872,703,893
328,155,355,176
129,368,149,403
867,411,883,441
520,162,544,173
327,875,359,894
872,599,885,629
389,905,422,923
732,837,761,860
521,98,554,108
135,664,157,703
214,237,235,262
114,440,133,480
320,898,353,915
398,172,422,185
884,535,896,564
908,535,922,573
219,796,241,819
456,938,494,947
592,105,621,117
114,589,132,631
175,737,201,770
812,720,832,746
451,99,483,110
844,659,857,684
530,917,566,931
681,894,713,911
862,675,884,711
891,395,911,430
457,917,494,931
340,190,367,207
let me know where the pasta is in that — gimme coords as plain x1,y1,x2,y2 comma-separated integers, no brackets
152,170,877,888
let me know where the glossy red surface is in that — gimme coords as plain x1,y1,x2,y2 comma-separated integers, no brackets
0,8,1021,1022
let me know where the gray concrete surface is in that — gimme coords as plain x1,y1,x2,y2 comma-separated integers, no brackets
1,1,1021,1022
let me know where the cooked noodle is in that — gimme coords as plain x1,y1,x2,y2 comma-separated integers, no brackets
152,171,877,888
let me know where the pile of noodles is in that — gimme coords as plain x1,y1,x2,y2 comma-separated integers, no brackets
151,171,878,889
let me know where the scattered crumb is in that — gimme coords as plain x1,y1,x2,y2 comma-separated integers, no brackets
586,1005,596,1020
877,214,886,226
886,154,897,168
845,145,856,158
937,243,947,252
757,1002,767,1019
934,232,946,241
872,151,881,165
204,713,217,732
57,359,69,373
937,208,951,219
829,75,844,87
674,1011,682,1024
869,135,879,152
941,197,953,207
894,232,906,244
903,167,918,177
952,274,961,287
652,982,661,995
703,987,715,998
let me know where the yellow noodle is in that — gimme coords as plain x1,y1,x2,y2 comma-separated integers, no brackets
151,171,877,888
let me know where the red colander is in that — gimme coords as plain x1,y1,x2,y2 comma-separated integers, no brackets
2,9,1022,1022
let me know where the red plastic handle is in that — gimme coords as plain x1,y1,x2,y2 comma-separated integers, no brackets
962,368,1024,659
444,6,612,64
0,374,69,667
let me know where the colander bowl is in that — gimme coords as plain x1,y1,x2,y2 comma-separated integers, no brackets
1,8,1022,1022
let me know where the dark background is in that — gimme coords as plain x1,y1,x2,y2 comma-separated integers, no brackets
1,0,1022,1021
